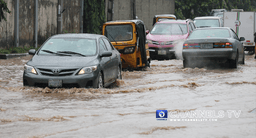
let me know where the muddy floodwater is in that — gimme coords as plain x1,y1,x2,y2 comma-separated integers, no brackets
0,55,256,138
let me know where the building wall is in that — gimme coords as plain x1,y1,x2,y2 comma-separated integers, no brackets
108,0,175,30
0,0,81,49
136,0,175,30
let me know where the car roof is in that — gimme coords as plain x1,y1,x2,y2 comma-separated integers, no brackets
157,20,187,24
195,27,230,30
194,16,221,20
154,14,176,18
105,19,145,25
211,9,227,12
51,33,104,39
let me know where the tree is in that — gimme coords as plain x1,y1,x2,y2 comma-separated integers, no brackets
0,0,10,22
175,0,254,19
83,0,105,34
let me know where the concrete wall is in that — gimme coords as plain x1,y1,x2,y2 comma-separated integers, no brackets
108,0,175,30
135,0,175,30
0,0,81,48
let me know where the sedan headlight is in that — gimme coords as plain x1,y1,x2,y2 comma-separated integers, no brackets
78,66,97,75
24,64,37,74
146,40,153,44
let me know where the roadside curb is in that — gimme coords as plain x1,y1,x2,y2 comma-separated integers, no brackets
0,53,29,59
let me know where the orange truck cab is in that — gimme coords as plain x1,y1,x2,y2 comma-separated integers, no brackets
102,20,150,69
153,14,176,26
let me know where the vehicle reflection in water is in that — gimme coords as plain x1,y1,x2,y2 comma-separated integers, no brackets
0,54,255,138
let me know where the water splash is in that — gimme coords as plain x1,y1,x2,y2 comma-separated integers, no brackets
174,39,185,60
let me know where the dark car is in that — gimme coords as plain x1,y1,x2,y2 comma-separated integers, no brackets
23,34,122,88
182,27,245,68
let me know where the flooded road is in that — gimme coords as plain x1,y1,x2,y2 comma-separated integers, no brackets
0,55,256,138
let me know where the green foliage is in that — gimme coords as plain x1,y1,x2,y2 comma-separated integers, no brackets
63,30,69,33
175,0,256,19
0,0,11,22
83,0,105,34
0,46,40,54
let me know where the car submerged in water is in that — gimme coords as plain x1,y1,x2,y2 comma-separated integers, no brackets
146,19,196,60
182,27,245,68
23,34,122,88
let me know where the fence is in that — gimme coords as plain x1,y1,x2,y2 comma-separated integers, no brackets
0,0,83,49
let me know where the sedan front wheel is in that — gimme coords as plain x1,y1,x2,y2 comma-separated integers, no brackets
93,72,104,88
117,66,122,79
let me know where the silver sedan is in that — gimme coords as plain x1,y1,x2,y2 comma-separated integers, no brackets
182,27,245,68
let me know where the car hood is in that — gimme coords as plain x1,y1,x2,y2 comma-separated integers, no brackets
27,55,99,68
146,33,188,41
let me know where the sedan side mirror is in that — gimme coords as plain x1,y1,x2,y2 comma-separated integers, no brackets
100,51,112,57
28,49,36,55
239,37,245,41
146,30,149,35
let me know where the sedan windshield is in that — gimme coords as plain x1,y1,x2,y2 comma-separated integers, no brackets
105,25,133,41
38,38,97,56
188,29,230,39
150,23,188,35
194,19,220,27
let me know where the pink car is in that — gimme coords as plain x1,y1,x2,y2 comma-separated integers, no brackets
146,19,196,59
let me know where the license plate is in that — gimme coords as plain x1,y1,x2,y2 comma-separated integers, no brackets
158,50,166,55
48,79,62,87
200,43,213,49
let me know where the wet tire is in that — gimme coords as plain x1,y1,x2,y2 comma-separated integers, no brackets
93,72,104,88
117,66,122,80
248,50,255,55
23,80,29,86
229,53,238,68
241,53,245,64
183,59,188,68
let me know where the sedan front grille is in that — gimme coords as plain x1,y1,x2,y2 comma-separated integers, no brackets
37,68,79,76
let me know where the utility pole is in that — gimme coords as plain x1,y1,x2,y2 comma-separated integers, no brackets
34,0,38,48
57,0,63,34
14,0,19,47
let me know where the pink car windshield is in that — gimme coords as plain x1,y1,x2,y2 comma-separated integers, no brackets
151,23,187,35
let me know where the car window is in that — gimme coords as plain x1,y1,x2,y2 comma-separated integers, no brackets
105,24,133,41
190,22,196,30
99,39,107,52
188,29,231,39
103,39,114,51
151,23,188,35
38,38,97,56
194,19,220,28
189,23,193,32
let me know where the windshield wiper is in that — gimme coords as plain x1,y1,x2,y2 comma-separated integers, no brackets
41,50,70,56
198,26,211,28
178,24,184,35
57,51,86,57
106,30,118,44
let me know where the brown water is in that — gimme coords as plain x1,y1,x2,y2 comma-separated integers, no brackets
0,55,255,138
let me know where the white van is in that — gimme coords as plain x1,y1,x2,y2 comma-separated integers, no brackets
194,16,223,28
